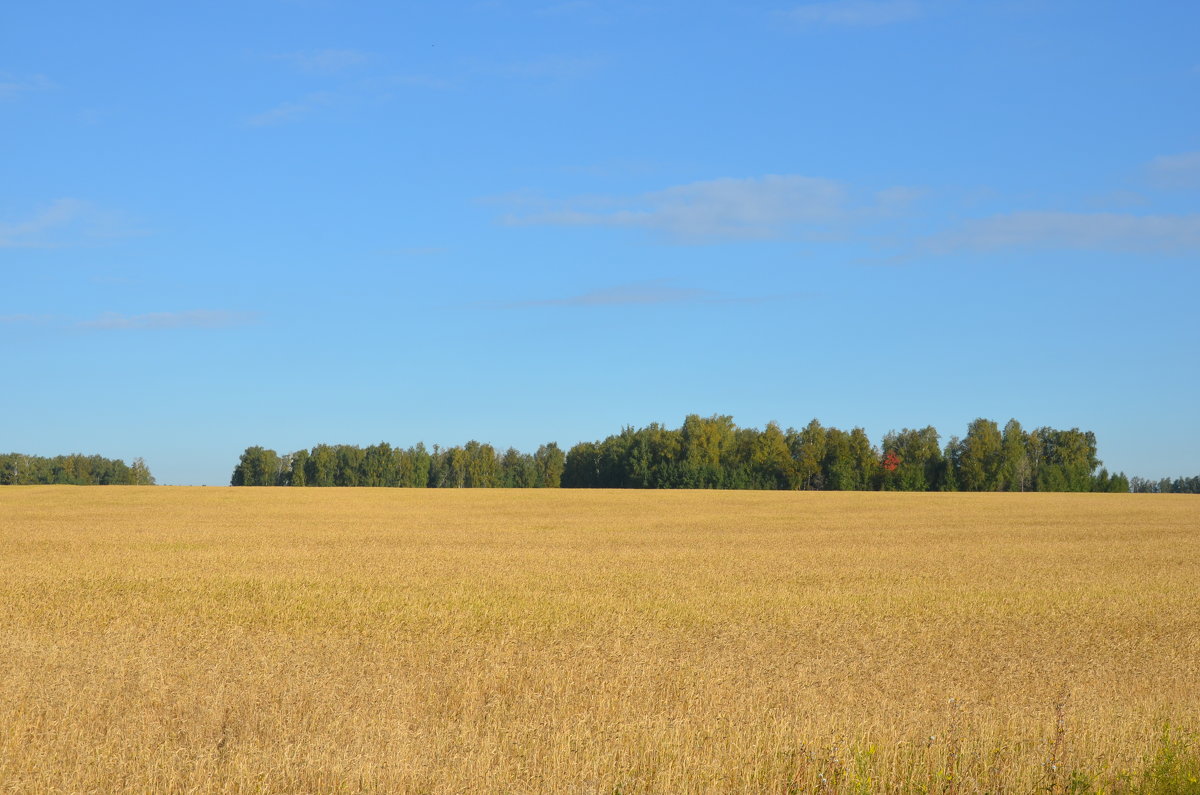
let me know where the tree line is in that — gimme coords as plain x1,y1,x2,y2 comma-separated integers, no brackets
232,442,565,488
0,453,155,485
230,415,1152,492
1129,476,1200,494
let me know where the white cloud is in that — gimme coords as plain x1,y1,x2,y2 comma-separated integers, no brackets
373,246,448,257
498,54,606,80
1084,189,1149,210
503,174,854,242
929,211,1200,254
273,49,370,73
392,74,454,90
0,199,136,248
247,92,334,126
0,72,53,100
788,0,921,26
79,310,258,331
539,1,595,15
0,314,55,325
874,186,927,214
1148,151,1200,189
500,281,718,308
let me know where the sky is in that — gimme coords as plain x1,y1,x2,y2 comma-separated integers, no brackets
2,0,1198,486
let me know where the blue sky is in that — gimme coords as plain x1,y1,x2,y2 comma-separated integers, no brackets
3,0,1198,486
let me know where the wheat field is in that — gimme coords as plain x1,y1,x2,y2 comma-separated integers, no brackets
0,487,1197,793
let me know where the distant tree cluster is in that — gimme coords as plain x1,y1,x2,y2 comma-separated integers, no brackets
232,415,1145,492
0,453,155,485
1129,476,1200,494
231,442,565,488
562,415,1129,492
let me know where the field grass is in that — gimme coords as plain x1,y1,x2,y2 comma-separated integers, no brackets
1,487,1198,793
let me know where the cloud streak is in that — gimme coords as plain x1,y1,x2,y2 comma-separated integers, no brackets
0,314,56,325
1148,151,1200,189
486,280,796,309
499,54,607,80
788,0,921,27
927,211,1200,254
247,92,335,126
502,174,862,242
497,281,718,308
273,49,371,73
0,72,53,100
79,310,258,331
0,199,136,248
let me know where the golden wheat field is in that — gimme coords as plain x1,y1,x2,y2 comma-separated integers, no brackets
1,487,1198,793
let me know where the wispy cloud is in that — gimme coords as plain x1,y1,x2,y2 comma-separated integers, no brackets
0,314,56,325
1084,189,1149,210
788,0,922,26
1148,151,1200,190
372,246,448,257
486,280,796,309
391,73,455,90
247,92,335,126
497,54,607,81
0,199,137,248
0,72,53,100
501,175,860,242
79,310,259,331
539,1,595,15
927,211,1200,254
498,281,718,308
272,49,371,73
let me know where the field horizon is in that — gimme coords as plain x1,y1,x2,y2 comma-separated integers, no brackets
2,487,1198,792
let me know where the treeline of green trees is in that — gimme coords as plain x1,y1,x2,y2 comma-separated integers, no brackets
1129,476,1200,494
231,415,1137,492
561,415,1128,492
0,453,155,485
231,441,565,488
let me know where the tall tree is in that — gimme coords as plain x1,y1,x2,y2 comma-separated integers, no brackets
130,458,155,486
305,444,337,487
998,419,1032,492
882,427,943,491
533,443,565,488
231,446,281,486
562,442,600,488
1032,427,1100,492
288,449,309,486
790,419,827,490
750,422,796,490
958,418,1003,491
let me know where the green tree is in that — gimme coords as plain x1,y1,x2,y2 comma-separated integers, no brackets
288,449,309,486
499,447,536,488
847,428,878,490
790,419,827,490
533,442,565,487
562,442,600,488
463,441,499,487
363,442,397,487
882,427,942,491
750,422,795,490
958,418,1003,491
679,414,736,488
1032,427,1100,492
231,446,281,486
130,457,155,485
998,419,1032,492
333,445,365,487
304,444,337,487
403,443,431,487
